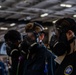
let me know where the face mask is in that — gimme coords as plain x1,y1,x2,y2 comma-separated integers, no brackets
20,39,30,56
25,31,40,45
5,41,19,56
22,32,41,55
50,33,71,56
25,36,36,45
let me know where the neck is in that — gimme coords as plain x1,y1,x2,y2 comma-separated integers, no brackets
74,39,76,51
55,39,76,65
69,39,76,54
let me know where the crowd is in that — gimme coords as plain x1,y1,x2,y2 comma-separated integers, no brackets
0,17,76,75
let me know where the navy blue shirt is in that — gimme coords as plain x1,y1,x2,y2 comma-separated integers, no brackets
0,61,6,75
55,52,76,75
23,44,56,75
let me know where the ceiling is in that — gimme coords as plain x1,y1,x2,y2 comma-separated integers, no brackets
0,0,76,41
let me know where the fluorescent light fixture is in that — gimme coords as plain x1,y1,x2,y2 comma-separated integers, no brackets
60,4,72,7
24,0,27,3
26,16,31,20
10,23,16,26
73,15,76,17
24,16,31,20
66,5,72,7
0,27,8,30
60,4,66,7
44,27,48,30
53,20,57,23
0,6,2,8
40,13,48,17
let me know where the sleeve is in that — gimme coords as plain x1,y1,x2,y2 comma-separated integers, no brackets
42,45,56,75
47,55,56,75
44,50,56,75
11,49,20,75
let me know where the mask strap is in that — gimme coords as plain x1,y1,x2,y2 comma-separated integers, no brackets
69,37,75,44
33,31,39,42
74,38,76,52
70,37,76,53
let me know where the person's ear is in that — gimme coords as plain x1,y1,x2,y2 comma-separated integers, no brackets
66,30,74,40
39,33,45,40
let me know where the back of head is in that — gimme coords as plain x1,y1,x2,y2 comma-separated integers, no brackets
55,17,76,35
4,30,21,43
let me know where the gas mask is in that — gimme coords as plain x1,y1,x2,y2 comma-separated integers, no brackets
19,39,30,56
24,32,40,45
50,32,75,56
23,22,45,55
5,41,19,56
21,32,40,55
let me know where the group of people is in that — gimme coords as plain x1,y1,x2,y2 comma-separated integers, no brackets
2,17,76,75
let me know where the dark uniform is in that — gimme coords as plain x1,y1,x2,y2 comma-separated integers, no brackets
49,17,76,75
4,30,22,75
0,61,6,75
23,43,56,75
22,22,56,75
10,49,20,75
55,52,76,75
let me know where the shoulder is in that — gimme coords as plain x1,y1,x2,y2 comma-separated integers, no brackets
46,49,56,59
67,52,76,61
41,45,56,59
11,49,18,55
0,61,5,68
11,49,20,57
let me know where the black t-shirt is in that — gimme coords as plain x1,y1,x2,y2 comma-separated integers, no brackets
55,52,76,75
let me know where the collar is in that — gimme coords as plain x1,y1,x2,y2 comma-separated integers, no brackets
30,42,37,47
54,54,66,64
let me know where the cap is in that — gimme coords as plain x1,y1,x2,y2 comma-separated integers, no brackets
55,17,76,34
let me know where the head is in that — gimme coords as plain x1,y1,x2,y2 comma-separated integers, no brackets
25,22,45,45
50,18,76,56
22,22,45,55
4,30,21,56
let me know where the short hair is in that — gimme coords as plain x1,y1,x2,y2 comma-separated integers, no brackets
55,17,76,35
4,30,21,43
25,22,44,33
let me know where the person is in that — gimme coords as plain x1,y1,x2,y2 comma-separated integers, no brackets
49,17,76,75
22,22,56,75
4,30,21,75
0,60,6,75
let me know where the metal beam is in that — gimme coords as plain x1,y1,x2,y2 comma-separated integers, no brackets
0,10,37,15
0,18,30,24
